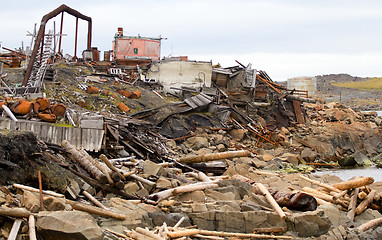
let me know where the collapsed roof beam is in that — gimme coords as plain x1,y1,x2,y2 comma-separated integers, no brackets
22,4,92,86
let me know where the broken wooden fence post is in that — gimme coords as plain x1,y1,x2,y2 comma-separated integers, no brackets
256,183,287,220
178,150,250,164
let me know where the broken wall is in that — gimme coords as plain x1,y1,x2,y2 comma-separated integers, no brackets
146,60,212,93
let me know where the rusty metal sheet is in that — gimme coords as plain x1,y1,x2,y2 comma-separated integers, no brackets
293,100,304,124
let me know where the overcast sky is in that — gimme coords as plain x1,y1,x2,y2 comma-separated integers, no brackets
1,0,381,81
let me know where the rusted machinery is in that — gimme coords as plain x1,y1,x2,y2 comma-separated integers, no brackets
22,4,92,86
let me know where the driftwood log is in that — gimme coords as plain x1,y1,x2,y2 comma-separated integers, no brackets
358,217,382,232
65,199,126,220
232,174,317,211
178,150,250,164
83,190,108,210
299,175,341,193
79,150,113,185
28,215,37,240
332,177,374,191
0,207,31,218
355,190,376,215
62,140,108,184
13,183,64,198
256,183,287,220
147,181,219,202
167,228,293,239
347,188,359,222
8,219,23,240
100,154,126,181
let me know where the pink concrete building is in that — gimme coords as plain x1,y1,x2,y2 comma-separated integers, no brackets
112,27,162,62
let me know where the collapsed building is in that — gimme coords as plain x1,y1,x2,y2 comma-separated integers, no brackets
1,4,382,240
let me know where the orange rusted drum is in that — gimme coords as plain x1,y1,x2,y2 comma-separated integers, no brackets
0,101,8,111
35,97,51,111
101,89,109,96
51,103,67,117
116,89,124,94
117,102,130,112
130,90,141,99
122,90,132,98
37,112,57,122
10,99,33,115
87,86,100,94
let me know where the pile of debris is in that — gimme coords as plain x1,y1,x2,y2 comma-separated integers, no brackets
0,129,382,239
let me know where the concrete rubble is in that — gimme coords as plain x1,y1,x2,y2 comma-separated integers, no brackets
0,4,382,240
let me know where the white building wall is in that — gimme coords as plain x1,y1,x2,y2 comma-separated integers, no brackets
146,61,212,93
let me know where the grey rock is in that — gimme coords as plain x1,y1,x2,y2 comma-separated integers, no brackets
37,210,103,240
289,209,331,237
148,212,191,228
353,151,372,166
184,136,210,150
301,148,318,162
189,210,286,233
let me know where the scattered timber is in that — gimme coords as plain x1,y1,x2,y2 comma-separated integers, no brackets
178,150,250,164
256,183,287,220
62,140,108,184
332,177,374,191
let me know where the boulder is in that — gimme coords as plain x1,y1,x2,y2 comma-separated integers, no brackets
124,182,140,194
22,191,40,213
184,136,210,150
178,190,206,202
289,209,331,237
156,177,172,189
43,196,66,211
99,197,157,232
259,154,274,162
229,129,247,141
189,210,285,233
148,212,191,228
216,144,226,152
279,153,299,166
353,151,372,166
37,211,103,240
301,148,317,162
143,160,166,176
338,155,356,167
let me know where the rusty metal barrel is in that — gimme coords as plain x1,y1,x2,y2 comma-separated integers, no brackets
51,103,67,117
10,99,33,115
117,102,130,112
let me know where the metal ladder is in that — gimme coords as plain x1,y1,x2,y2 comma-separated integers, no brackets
27,30,53,88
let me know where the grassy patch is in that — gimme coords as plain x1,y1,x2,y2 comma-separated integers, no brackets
332,78,382,90
51,123,74,128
